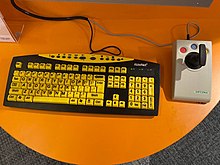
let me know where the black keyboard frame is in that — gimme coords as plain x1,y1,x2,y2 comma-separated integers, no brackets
4,54,160,116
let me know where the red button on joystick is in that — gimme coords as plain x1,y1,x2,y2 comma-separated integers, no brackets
180,47,187,53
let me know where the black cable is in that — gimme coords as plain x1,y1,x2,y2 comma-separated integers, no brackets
10,0,121,56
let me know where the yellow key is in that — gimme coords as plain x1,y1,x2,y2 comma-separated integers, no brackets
66,64,73,71
74,92,80,98
119,101,125,108
46,84,52,90
33,78,40,84
78,86,84,92
148,96,154,110
142,77,148,83
97,86,105,93
135,83,141,89
45,78,52,84
108,75,114,81
129,89,135,95
44,72,50,78
33,63,40,69
87,74,93,80
72,86,78,92
34,84,40,90
27,62,34,69
142,96,148,103
81,74,87,80
86,99,94,106
133,102,141,109
54,91,61,97
148,84,154,96
13,70,20,76
17,95,25,102
91,87,96,93
107,82,113,88
52,84,59,91
128,102,141,109
121,67,127,74
113,94,119,101
100,66,106,72
80,92,87,98
142,90,148,96
129,83,135,89
67,92,74,98
136,77,141,83
41,90,48,97
40,63,46,69
87,65,93,72
148,77,154,84
66,85,72,92
114,82,119,88
128,95,134,101
82,65,87,72
33,97,69,104
38,72,44,78
56,73,62,79
27,77,33,83
112,101,119,107
106,100,112,107
69,73,74,79
61,64,67,70
135,95,141,102
10,82,20,88
58,79,65,85
25,71,32,77
121,76,126,82
94,66,100,72
50,72,56,79
135,89,141,95
75,74,81,80
129,76,135,82
63,73,69,79
114,76,120,82
25,96,33,102
120,82,126,89
94,99,103,106
15,62,22,68
32,71,38,78
87,93,104,100
9,89,22,95
90,80,96,86
40,78,46,84
60,91,68,97
84,86,90,93
12,76,21,82
7,95,17,102
142,83,148,89
76,80,83,86
35,90,42,96
70,98,78,105
73,65,79,71
78,99,86,105
115,67,120,73
55,64,61,70
48,91,55,97
46,63,52,70
109,66,114,73
94,75,105,81
29,90,36,96
142,103,148,110
22,89,29,95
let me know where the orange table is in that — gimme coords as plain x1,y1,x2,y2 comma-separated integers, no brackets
0,1,220,164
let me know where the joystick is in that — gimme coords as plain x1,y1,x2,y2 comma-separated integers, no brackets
172,40,212,103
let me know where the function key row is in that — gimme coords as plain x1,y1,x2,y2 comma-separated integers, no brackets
27,62,52,70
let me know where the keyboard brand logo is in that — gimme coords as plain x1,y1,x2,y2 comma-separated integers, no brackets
134,63,148,67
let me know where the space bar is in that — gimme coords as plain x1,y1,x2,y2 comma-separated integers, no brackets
33,97,69,104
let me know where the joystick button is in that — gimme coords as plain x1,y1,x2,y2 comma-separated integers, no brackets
180,47,187,53
191,44,198,50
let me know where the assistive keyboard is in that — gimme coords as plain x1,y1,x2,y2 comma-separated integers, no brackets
4,53,160,116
